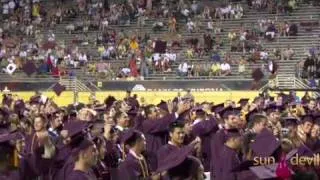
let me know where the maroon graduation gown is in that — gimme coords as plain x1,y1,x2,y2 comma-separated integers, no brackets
0,170,19,180
51,140,72,179
237,170,260,180
66,169,97,180
210,129,227,179
101,139,121,180
117,152,151,180
141,113,176,171
92,160,109,180
215,145,241,180
157,144,179,168
191,118,218,171
55,156,75,180
20,132,53,180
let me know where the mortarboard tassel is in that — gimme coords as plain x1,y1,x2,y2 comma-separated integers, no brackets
13,149,19,167
138,157,149,178
121,144,126,161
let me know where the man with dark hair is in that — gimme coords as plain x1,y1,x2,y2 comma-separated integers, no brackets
210,106,241,179
215,129,242,180
142,102,190,171
117,130,155,179
157,121,203,179
21,115,56,180
114,111,130,132
66,138,98,180
247,114,268,134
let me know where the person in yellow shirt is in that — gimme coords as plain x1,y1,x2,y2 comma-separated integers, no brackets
211,62,221,76
32,3,40,17
129,38,139,50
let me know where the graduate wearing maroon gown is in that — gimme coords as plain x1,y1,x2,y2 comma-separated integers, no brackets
215,129,242,180
141,105,179,171
210,107,241,179
190,110,218,172
117,130,151,180
66,138,98,180
21,115,56,180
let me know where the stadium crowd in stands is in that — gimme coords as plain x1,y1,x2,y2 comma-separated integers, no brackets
1,0,318,81
0,88,320,179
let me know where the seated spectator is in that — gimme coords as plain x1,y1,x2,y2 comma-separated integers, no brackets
152,21,164,32
187,62,193,77
214,20,222,34
185,47,194,59
78,52,88,66
178,62,188,77
228,30,237,42
260,49,269,61
211,62,221,76
234,4,243,19
129,37,139,51
238,58,246,75
211,51,221,62
283,45,295,60
221,61,231,76
288,22,298,36
207,18,214,31
187,19,196,33
265,22,277,40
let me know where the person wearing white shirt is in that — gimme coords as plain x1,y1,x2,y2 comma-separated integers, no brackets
221,62,231,76
3,4,9,16
79,53,88,65
187,19,195,33
8,1,16,13
260,51,268,61
207,20,213,31
178,62,188,77
19,51,27,58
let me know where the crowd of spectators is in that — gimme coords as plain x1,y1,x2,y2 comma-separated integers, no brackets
0,0,318,81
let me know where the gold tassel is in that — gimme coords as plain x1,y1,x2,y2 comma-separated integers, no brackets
122,144,126,160
13,149,19,167
138,158,149,178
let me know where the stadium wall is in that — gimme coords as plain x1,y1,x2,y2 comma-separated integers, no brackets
0,91,306,106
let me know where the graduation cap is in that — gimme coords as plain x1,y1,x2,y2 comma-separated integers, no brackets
249,163,293,179
156,145,194,173
250,129,280,158
62,121,91,138
22,61,37,76
211,103,224,113
219,106,241,119
238,99,249,107
14,100,25,114
0,131,24,143
265,104,280,114
281,117,299,128
104,96,117,108
121,129,144,147
252,68,264,81
157,100,169,112
245,108,259,123
52,83,66,96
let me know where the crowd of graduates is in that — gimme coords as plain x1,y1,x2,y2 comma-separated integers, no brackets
1,89,320,180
